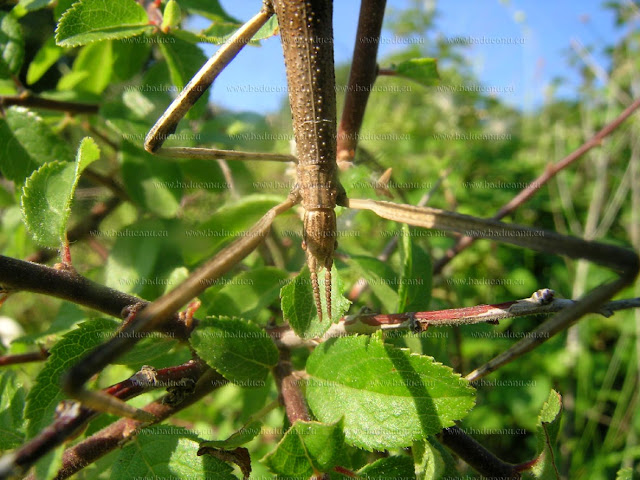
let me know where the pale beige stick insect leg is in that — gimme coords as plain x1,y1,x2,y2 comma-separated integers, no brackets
62,3,304,421
348,198,639,380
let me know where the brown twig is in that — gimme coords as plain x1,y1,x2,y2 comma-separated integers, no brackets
433,96,640,274
0,94,99,115
336,0,387,164
438,426,521,479
274,349,310,424
6,361,206,478
0,348,49,366
0,255,193,340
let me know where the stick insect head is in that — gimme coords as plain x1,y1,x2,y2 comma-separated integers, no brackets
302,209,337,322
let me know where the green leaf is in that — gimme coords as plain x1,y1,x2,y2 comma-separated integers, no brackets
0,370,26,450
281,265,351,339
413,437,458,480
55,0,151,47
178,0,240,22
15,0,56,15
120,140,182,218
181,195,281,265
103,219,166,294
190,317,279,387
207,267,290,320
58,40,113,94
34,445,64,480
27,36,65,85
616,467,634,480
21,137,100,248
25,318,118,439
0,11,24,78
158,35,209,119
112,426,236,479
393,58,439,87
200,419,262,449
348,255,399,313
0,106,74,183
358,455,415,479
530,389,563,479
262,420,345,477
305,333,475,450
397,224,432,313
162,0,182,31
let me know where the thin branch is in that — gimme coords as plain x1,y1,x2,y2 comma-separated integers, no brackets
433,96,640,274
0,94,99,115
0,255,193,340
437,426,521,479
336,0,387,164
0,348,49,366
4,361,207,478
49,368,226,480
274,349,310,424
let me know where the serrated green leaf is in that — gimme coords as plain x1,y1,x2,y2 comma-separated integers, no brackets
0,106,74,183
26,36,65,85
397,224,432,313
190,317,278,387
0,11,24,78
0,370,26,449
207,267,290,320
281,265,351,339
158,35,208,118
348,255,399,313
358,455,415,479
201,419,262,449
58,40,113,94
21,137,100,247
55,0,151,47
306,334,475,450
112,426,236,479
413,437,457,480
394,58,439,87
25,318,118,439
262,420,345,477
616,467,634,480
120,140,182,218
530,389,563,479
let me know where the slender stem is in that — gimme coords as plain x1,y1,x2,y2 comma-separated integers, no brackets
274,349,310,424
433,96,640,274
336,0,387,163
0,255,192,339
438,426,520,479
0,349,49,366
0,94,99,115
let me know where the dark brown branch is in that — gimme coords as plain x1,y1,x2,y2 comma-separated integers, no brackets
336,0,387,164
274,349,310,424
0,255,193,340
8,361,206,478
433,96,640,274
49,368,226,480
0,94,99,115
438,426,521,479
0,348,49,366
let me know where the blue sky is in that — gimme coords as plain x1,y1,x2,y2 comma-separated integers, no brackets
195,1,625,114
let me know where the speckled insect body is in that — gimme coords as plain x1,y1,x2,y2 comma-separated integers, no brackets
272,0,346,321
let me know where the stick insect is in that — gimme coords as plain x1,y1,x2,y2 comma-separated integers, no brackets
58,0,638,440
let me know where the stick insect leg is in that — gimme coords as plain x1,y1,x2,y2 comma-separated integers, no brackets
63,196,297,420
144,2,293,165
348,198,639,379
